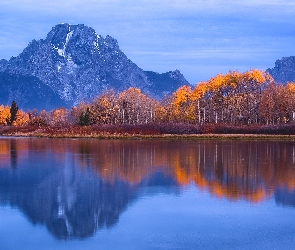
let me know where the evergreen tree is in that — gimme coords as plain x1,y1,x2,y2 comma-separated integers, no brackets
10,101,18,125
78,108,91,126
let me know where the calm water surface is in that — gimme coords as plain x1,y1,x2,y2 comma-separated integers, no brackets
0,137,295,249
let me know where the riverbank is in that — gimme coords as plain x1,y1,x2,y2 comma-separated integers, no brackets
1,124,295,140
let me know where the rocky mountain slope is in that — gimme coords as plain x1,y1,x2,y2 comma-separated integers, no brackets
0,23,190,110
266,56,295,84
0,72,67,110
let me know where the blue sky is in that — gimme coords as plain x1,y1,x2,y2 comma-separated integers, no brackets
0,0,295,84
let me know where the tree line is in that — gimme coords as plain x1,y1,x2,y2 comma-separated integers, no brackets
1,69,295,127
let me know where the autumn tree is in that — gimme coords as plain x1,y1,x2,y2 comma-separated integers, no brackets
259,82,295,124
234,69,268,124
13,110,30,126
71,104,87,125
28,109,49,126
50,108,70,126
273,85,292,123
287,82,295,122
89,90,119,125
0,105,11,125
191,81,208,124
118,88,158,124
188,69,273,125
166,85,196,123
259,82,276,124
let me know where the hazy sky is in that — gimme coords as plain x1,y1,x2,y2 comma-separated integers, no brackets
0,0,295,84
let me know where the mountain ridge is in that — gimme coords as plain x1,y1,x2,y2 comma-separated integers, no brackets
0,23,190,110
266,56,295,84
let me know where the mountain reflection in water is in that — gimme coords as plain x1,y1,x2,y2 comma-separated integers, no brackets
0,138,295,240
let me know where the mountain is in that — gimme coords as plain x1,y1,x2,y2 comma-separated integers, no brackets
266,56,295,84
144,70,188,94
0,72,67,110
0,23,190,110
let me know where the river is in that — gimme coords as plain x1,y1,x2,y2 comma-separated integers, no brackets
0,137,295,249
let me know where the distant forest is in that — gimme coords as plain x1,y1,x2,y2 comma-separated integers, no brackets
1,69,295,134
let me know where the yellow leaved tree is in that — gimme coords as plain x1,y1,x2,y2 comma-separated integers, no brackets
12,110,30,126
0,105,11,125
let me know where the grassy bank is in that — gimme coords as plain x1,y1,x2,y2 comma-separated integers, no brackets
1,124,295,140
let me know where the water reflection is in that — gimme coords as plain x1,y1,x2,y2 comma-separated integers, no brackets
0,138,295,239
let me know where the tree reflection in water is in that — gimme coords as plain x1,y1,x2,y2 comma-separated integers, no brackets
0,138,295,239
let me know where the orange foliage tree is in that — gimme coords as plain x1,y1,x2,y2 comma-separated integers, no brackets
13,110,30,126
118,87,159,124
0,105,11,125
90,90,120,125
166,85,196,123
50,108,70,126
179,69,275,125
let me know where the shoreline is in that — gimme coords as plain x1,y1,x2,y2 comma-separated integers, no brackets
1,125,295,140
1,132,295,141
